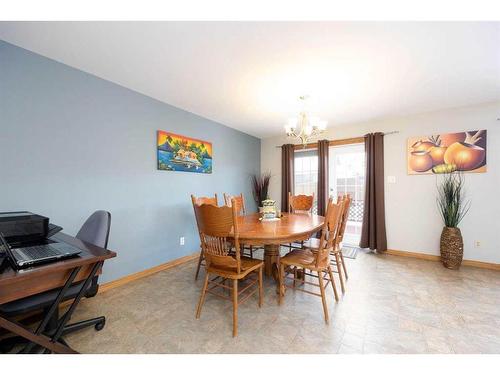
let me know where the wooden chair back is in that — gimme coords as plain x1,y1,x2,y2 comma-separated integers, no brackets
288,192,314,213
337,194,352,243
223,193,246,215
193,200,242,273
191,194,218,207
314,198,344,268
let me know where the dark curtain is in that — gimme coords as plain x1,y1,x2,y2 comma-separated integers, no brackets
317,140,329,216
281,144,295,212
360,132,387,251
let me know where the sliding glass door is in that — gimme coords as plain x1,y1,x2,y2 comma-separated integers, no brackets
294,149,318,214
329,143,365,245
293,143,365,242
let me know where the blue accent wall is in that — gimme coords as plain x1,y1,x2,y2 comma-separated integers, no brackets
0,41,261,282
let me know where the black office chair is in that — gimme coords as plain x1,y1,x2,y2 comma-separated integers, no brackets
0,211,111,353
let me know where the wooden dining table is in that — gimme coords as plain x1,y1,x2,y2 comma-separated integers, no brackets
233,212,324,279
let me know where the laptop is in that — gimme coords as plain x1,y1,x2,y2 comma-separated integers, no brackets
0,232,81,270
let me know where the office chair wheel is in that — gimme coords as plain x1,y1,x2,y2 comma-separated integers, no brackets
95,319,106,331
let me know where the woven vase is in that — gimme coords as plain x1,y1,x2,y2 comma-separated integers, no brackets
440,227,463,269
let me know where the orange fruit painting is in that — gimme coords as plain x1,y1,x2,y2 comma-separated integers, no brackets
407,130,487,175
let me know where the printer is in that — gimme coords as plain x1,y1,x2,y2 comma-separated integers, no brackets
0,211,49,246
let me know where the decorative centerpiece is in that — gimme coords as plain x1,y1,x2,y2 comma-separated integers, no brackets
261,199,278,221
252,172,272,212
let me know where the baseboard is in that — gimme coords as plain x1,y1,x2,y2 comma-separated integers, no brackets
461,259,500,271
385,249,500,271
98,252,199,294
385,249,441,262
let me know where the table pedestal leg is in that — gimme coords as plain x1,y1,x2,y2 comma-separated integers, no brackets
264,244,280,280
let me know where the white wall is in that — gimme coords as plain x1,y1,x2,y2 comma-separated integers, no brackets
261,101,500,264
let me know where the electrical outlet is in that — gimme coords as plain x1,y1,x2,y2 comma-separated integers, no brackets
180,237,185,246
475,240,481,248
388,176,396,184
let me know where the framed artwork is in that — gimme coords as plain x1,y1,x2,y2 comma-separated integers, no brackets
157,130,212,174
407,130,487,175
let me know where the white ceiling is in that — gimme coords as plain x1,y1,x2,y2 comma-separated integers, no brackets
1,22,499,138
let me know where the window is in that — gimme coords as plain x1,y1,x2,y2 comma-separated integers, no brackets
329,143,365,245
293,142,365,244
294,149,318,213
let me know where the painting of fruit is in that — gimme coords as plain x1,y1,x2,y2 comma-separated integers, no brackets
428,145,447,166
407,130,487,175
439,132,467,147
409,151,433,172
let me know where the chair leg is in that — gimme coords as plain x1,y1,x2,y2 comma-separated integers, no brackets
258,267,263,308
340,252,349,280
195,249,204,280
327,265,339,302
293,267,297,287
250,245,254,259
232,279,238,337
335,252,345,294
278,263,285,305
196,273,209,319
60,316,105,335
317,270,329,324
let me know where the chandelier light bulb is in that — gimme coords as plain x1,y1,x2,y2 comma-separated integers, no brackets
284,96,327,146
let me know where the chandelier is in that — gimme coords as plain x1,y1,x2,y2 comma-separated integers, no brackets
284,95,327,146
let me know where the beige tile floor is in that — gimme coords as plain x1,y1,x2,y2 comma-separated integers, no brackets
65,250,500,354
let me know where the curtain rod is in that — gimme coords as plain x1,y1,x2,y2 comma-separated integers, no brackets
275,131,400,148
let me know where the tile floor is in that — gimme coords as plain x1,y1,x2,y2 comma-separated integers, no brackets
65,250,500,354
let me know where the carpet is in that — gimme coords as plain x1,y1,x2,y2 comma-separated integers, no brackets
341,245,359,259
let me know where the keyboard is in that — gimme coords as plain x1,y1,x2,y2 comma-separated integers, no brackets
20,245,60,260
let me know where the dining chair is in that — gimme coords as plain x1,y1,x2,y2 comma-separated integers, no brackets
288,192,315,213
193,200,264,337
284,192,315,252
192,194,218,206
334,194,352,288
223,193,245,215
223,193,259,259
304,194,352,293
191,194,218,280
278,198,343,323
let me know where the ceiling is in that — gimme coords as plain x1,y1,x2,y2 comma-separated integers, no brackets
1,22,499,138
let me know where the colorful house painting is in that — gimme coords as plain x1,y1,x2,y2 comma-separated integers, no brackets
157,131,212,174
